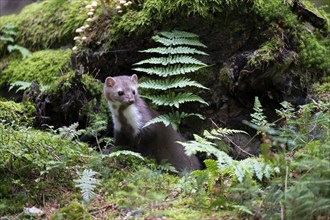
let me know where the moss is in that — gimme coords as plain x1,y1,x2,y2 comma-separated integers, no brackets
103,0,253,48
0,49,71,87
51,201,92,220
0,100,35,125
252,0,299,28
81,74,103,98
298,30,330,71
219,66,231,90
311,78,330,102
248,35,285,69
0,0,88,50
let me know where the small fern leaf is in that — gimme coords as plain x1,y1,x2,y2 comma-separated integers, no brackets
144,92,208,108
251,97,268,127
203,127,248,140
152,35,207,47
138,77,208,90
133,65,206,77
178,140,213,156
109,150,144,160
7,45,31,59
144,111,204,130
159,30,199,39
140,46,208,55
144,114,172,128
233,163,246,183
73,169,100,203
9,81,32,93
134,55,207,66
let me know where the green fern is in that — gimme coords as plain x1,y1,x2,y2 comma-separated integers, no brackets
134,55,207,66
152,35,207,47
159,30,200,39
73,169,100,203
9,81,32,93
140,46,208,55
143,92,208,108
133,65,206,77
179,127,277,183
144,111,204,130
139,77,208,90
9,81,49,93
108,150,144,160
251,97,269,127
133,30,209,129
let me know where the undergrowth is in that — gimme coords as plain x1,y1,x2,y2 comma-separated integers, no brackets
1,97,329,219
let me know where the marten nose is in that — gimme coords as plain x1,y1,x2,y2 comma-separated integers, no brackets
128,99,134,104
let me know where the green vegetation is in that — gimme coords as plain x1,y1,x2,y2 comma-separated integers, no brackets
1,97,328,219
299,30,330,70
0,0,329,218
0,49,71,87
0,100,35,124
0,23,31,59
0,122,91,215
0,0,88,50
134,30,209,130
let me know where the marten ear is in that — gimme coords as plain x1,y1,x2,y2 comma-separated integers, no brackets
105,77,116,87
130,74,138,84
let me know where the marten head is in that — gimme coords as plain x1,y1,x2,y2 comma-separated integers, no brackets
104,74,139,106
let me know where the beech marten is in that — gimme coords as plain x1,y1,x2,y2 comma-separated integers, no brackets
103,74,201,172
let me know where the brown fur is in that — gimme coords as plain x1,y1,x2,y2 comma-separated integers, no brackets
104,74,201,172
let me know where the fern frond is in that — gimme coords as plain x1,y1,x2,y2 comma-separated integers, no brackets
139,77,208,90
134,55,207,66
159,30,199,39
9,81,32,93
140,46,208,55
144,92,208,108
152,35,207,47
108,150,144,160
251,97,269,127
144,111,204,130
203,128,248,140
73,169,100,203
133,65,206,77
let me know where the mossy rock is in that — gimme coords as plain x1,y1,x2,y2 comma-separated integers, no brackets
0,0,88,50
51,201,92,220
0,49,71,87
0,99,35,125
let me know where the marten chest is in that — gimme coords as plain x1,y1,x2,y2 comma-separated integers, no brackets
110,103,143,137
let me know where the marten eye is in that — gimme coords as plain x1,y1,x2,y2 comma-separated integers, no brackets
118,91,124,96
132,90,136,95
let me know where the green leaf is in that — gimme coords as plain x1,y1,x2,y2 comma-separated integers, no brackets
144,111,204,130
134,55,208,66
159,30,199,39
133,65,206,77
108,150,144,160
139,77,208,90
140,46,208,55
7,45,31,59
251,97,269,127
143,92,208,108
0,36,14,42
152,35,207,47
73,169,100,203
9,81,32,93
